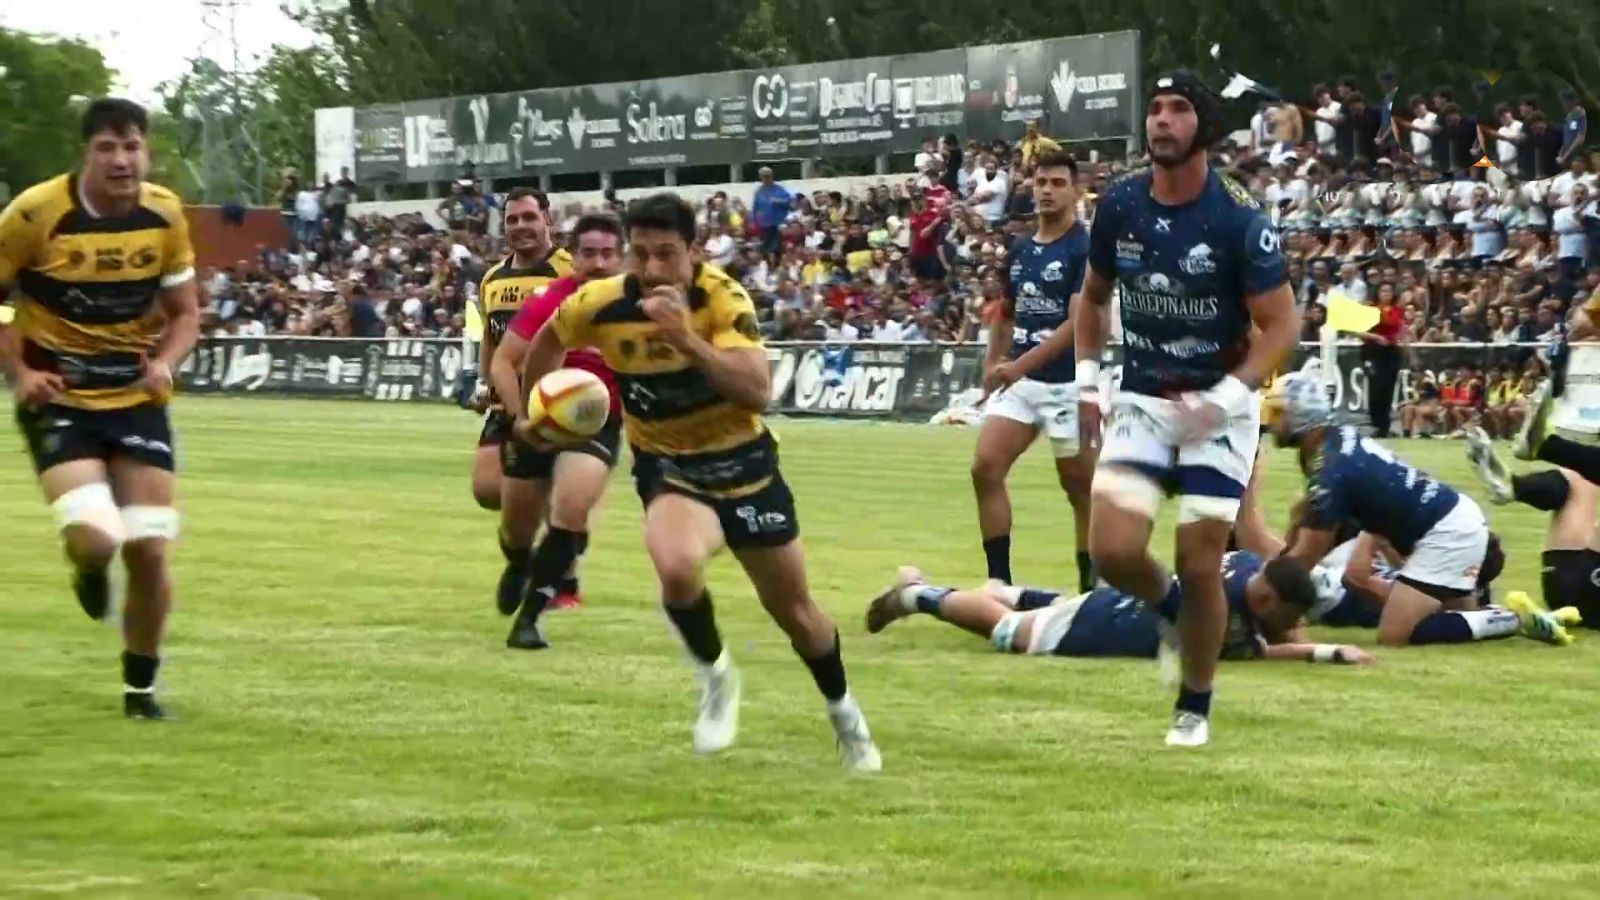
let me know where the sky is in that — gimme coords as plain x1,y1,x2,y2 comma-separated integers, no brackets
0,0,320,105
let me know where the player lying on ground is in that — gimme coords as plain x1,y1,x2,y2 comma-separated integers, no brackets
490,213,626,640
1467,427,1598,627
468,189,573,604
1274,376,1577,647
0,99,200,719
864,551,1373,665
972,148,1095,592
512,193,880,771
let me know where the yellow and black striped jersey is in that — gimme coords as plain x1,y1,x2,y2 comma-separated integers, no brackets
551,264,765,462
478,248,572,344
0,174,195,410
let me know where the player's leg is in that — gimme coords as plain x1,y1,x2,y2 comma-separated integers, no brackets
505,451,610,647
1473,460,1599,625
644,491,741,755
1230,448,1284,557
1043,384,1096,592
865,566,1056,646
497,435,551,620
472,412,506,511
970,391,1039,584
105,410,181,720
725,472,879,771
17,403,124,619
546,419,622,608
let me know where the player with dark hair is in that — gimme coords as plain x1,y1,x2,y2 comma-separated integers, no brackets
512,192,881,771
1,98,200,718
493,213,626,645
471,187,574,615
1275,376,1576,648
974,148,1096,592
1467,427,1596,628
1073,71,1301,746
864,551,1374,666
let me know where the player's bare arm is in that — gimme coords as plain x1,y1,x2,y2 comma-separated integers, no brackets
979,298,1013,394
1072,266,1113,446
1284,523,1338,572
492,326,532,421
142,276,200,396
510,323,569,448
642,284,769,411
1342,533,1395,606
1262,641,1374,664
1237,283,1299,390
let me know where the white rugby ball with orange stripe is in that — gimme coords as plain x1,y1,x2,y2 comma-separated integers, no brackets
528,368,610,443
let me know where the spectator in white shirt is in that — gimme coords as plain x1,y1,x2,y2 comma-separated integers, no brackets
868,308,904,342
1406,96,1439,169
968,157,1010,226
1337,263,1368,302
823,308,859,343
1489,104,1524,176
957,155,979,198
1454,187,1506,263
703,223,737,268
1553,183,1592,275
1312,85,1342,158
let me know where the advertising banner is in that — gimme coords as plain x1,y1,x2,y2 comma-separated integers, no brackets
1037,32,1140,143
352,104,406,184
811,56,897,158
887,48,969,152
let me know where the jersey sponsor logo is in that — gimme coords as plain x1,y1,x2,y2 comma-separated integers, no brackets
1258,227,1281,254
1178,243,1217,275
120,434,173,456
1014,292,1064,318
1160,336,1221,360
1121,287,1220,319
1116,239,1143,261
95,247,124,272
735,504,789,535
1041,260,1065,282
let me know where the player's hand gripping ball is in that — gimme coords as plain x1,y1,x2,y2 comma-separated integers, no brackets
527,368,610,444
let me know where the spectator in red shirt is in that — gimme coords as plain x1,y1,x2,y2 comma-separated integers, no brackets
1441,365,1482,435
1358,284,1406,436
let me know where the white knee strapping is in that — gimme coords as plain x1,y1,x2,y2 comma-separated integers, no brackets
52,483,125,544
122,505,180,541
990,612,1025,653
1091,468,1163,519
1177,494,1241,525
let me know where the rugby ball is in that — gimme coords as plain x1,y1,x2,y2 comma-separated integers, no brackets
528,368,610,443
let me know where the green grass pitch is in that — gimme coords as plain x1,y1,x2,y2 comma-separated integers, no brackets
3,397,1599,898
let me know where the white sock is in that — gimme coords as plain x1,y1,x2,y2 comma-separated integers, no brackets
896,585,921,612
1461,606,1520,639
697,649,731,675
827,691,857,715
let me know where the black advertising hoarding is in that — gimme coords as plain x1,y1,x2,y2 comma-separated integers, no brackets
622,72,750,169
812,56,896,158
400,97,460,183
964,41,1053,142
449,92,520,179
1038,32,1140,142
748,65,820,161
887,49,968,152
555,79,632,174
353,104,405,184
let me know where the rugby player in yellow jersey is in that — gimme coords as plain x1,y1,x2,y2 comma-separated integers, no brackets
468,188,573,614
512,193,881,771
0,99,201,720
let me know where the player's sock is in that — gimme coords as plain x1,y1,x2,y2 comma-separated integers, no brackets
122,651,160,694
558,575,580,596
983,535,1012,584
798,630,848,702
1407,608,1519,644
896,584,954,616
1076,550,1095,592
1175,684,1212,718
522,528,588,619
498,530,529,569
666,591,723,665
1511,470,1571,512
1014,588,1059,612
1536,435,1600,484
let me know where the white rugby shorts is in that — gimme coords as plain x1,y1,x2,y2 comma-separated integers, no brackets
1097,391,1261,502
1397,495,1489,593
985,379,1081,457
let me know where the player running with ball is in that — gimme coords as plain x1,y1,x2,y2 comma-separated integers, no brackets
492,213,626,648
513,193,881,771
1072,73,1300,747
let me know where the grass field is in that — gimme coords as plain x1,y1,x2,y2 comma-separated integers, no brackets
3,396,1600,899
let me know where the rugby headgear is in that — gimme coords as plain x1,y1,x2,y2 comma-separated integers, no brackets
1149,70,1222,159
1281,374,1333,435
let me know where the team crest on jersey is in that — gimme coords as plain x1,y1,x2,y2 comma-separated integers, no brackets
1041,261,1065,282
1178,243,1216,275
1009,262,1022,280
1116,239,1143,260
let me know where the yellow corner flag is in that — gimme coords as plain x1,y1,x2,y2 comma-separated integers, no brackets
1325,288,1380,334
0,304,13,325
464,301,484,342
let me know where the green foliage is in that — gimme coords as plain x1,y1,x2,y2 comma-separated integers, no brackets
0,28,112,195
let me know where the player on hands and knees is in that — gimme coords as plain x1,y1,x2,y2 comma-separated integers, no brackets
1275,377,1576,648
1074,72,1301,747
1466,427,1594,627
495,214,626,648
865,551,1372,667
0,99,201,719
974,149,1095,591
472,188,573,615
512,193,881,771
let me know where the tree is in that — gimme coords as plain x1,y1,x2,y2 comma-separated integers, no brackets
0,28,112,194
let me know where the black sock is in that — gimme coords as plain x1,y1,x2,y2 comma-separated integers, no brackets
1175,684,1212,718
1014,588,1059,612
498,531,529,570
665,591,723,665
1512,470,1571,512
983,535,1012,584
122,652,160,692
1537,436,1600,485
913,586,955,616
521,528,588,619
1076,550,1095,593
799,631,848,702
558,575,580,595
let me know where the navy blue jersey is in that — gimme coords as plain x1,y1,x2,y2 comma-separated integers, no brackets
1053,588,1162,658
1301,427,1459,555
1087,168,1287,396
1218,550,1268,660
1005,223,1089,383
1564,108,1587,155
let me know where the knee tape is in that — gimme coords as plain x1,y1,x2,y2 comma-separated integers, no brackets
122,505,181,542
1091,468,1163,519
52,483,125,544
990,611,1026,653
1177,494,1241,525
